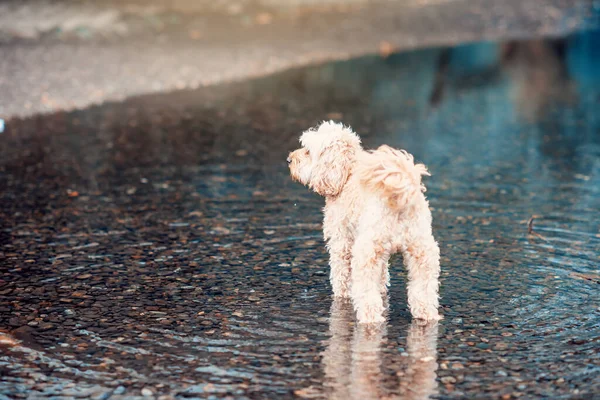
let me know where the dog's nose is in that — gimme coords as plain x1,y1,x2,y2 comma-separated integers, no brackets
287,156,292,164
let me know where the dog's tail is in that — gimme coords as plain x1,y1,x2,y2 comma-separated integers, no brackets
357,145,430,209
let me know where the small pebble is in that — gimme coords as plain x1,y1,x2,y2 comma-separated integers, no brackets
113,387,126,395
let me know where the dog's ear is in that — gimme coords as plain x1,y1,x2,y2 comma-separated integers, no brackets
310,141,354,197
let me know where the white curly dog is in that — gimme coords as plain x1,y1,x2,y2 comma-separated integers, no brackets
288,121,441,324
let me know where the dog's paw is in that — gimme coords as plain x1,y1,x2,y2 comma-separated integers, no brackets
412,307,442,322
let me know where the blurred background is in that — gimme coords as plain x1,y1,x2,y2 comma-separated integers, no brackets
1,0,598,118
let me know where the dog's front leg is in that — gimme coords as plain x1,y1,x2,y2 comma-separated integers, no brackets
326,238,352,298
324,206,352,298
350,236,391,324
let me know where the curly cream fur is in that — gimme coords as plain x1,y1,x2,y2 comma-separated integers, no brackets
288,121,441,324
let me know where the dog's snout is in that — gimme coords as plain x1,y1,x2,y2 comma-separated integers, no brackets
287,156,292,164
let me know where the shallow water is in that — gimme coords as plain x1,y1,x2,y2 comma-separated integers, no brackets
1,28,600,399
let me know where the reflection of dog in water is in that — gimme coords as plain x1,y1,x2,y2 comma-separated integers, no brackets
288,121,441,324
321,299,439,400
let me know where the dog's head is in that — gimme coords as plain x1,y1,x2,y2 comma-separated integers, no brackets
288,121,361,197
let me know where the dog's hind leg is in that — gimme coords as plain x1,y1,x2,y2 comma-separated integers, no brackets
402,234,441,321
350,235,391,324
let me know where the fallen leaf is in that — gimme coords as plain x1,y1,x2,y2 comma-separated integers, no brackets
379,40,396,58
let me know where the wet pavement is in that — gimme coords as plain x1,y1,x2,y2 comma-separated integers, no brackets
2,25,600,400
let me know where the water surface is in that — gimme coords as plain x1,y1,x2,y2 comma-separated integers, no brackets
1,29,600,399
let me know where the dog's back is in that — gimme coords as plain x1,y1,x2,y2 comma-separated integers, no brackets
356,145,430,210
